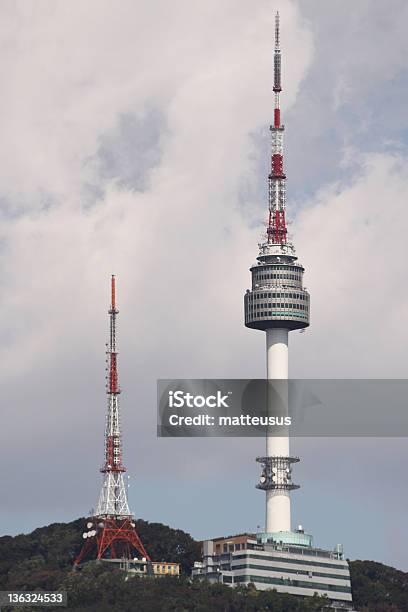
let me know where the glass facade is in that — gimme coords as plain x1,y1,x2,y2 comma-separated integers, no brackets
244,258,310,331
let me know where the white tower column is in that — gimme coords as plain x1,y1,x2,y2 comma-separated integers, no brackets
265,328,290,533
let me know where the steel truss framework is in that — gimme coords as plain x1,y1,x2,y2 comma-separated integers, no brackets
256,455,300,491
74,517,150,565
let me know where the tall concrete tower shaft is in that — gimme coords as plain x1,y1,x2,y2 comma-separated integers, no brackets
244,12,310,537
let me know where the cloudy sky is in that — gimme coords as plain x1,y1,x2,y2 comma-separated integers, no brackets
1,0,408,570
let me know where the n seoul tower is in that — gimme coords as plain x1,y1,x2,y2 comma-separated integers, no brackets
193,15,352,605
244,12,310,537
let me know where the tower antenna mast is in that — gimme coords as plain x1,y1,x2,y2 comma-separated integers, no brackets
75,276,149,565
268,11,287,245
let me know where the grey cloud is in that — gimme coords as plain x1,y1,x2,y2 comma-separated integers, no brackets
93,108,166,192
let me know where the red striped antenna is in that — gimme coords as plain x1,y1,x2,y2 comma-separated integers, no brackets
267,10,287,245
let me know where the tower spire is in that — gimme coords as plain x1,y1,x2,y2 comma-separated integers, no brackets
267,10,287,245
74,276,150,566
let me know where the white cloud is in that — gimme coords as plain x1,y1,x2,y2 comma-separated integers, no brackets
0,0,312,521
0,0,313,378
292,151,408,378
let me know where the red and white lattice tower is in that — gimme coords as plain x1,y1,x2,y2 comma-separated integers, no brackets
74,276,149,565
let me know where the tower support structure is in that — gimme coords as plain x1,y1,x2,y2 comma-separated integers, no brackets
74,276,149,566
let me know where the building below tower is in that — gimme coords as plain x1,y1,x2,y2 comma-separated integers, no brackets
86,557,181,578
192,531,353,610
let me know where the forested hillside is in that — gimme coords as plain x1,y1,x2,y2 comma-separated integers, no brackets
0,518,406,611
349,559,408,611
